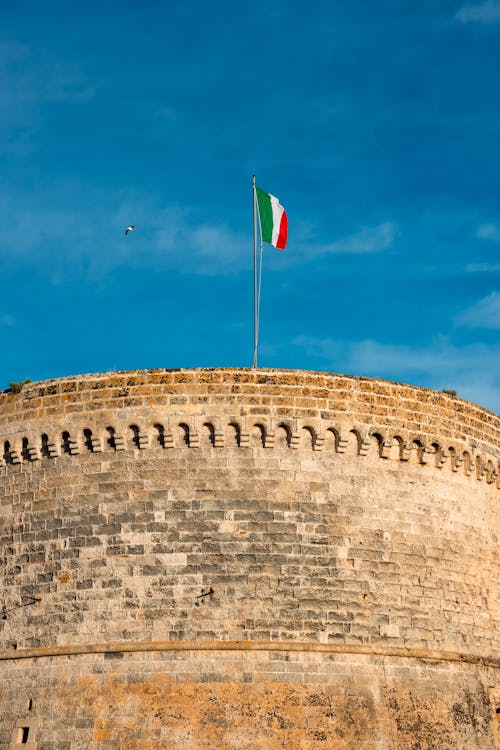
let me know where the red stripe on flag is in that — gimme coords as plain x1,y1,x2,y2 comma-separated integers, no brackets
276,211,288,250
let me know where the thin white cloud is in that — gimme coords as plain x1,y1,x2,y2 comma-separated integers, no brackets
294,335,473,375
456,292,500,329
0,188,250,279
293,335,500,413
466,262,500,272
155,215,249,274
476,223,500,240
456,0,500,23
315,222,397,256
267,221,398,271
464,224,500,271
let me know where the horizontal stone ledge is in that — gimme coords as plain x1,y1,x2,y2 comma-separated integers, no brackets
0,640,498,669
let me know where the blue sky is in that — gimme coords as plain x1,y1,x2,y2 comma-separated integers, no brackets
1,1,499,412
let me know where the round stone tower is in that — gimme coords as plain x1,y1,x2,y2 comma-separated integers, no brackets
0,368,498,749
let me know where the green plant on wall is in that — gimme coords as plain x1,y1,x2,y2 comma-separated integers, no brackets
7,378,31,394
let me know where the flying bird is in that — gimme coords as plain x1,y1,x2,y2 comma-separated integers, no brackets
125,225,135,235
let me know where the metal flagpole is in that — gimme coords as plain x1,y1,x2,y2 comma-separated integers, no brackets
252,174,258,368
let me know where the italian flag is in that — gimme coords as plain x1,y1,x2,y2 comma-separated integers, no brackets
255,186,288,250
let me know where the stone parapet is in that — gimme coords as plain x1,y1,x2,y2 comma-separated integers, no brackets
0,368,498,487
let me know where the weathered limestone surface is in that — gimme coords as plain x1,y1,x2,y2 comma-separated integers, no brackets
0,368,498,749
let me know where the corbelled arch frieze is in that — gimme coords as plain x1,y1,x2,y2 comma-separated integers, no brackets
0,368,498,488
0,414,498,487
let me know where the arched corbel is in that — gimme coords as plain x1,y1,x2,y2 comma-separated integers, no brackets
153,423,167,449
335,427,349,454
188,419,200,448
388,434,406,462
238,419,250,448
313,431,324,451
213,418,224,448
250,423,267,448
475,455,485,481
264,423,275,448
462,452,473,476
41,433,59,458
410,439,425,464
61,431,79,455
485,460,497,484
22,436,40,462
113,431,126,450
10,442,21,464
275,422,292,448
285,418,298,449
300,425,318,451
380,440,392,459
431,442,448,468
160,421,174,449
420,446,434,465
229,419,248,448
83,428,102,453
129,424,149,450
137,433,150,450
400,444,411,462
356,430,371,457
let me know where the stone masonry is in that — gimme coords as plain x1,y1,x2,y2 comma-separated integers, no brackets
0,368,498,749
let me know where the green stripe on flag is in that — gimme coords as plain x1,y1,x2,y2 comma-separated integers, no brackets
255,187,273,244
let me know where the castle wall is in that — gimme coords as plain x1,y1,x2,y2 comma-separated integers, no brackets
0,369,498,749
